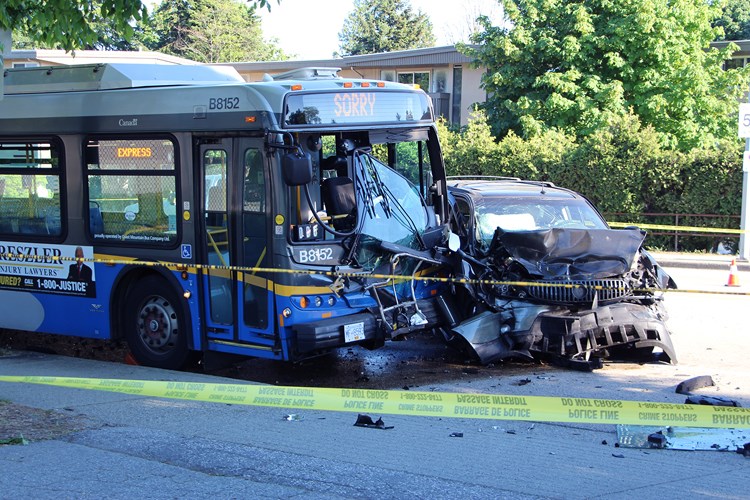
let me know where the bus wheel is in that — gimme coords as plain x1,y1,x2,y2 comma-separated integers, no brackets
125,276,190,370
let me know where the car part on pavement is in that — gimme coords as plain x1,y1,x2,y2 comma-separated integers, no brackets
675,375,716,394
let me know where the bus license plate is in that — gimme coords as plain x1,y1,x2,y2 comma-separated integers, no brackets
344,322,365,343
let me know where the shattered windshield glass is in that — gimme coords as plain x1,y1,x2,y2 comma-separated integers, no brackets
353,151,429,269
355,151,428,244
476,197,607,246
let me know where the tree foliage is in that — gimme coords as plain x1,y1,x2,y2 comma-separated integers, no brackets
144,0,286,62
0,0,146,51
713,0,750,41
2,0,280,56
438,111,743,251
465,0,750,150
11,1,141,50
338,0,435,56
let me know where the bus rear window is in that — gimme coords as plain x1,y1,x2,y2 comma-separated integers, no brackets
85,138,178,245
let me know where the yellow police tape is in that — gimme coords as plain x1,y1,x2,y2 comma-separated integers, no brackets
1,375,748,429
3,252,750,298
608,221,747,235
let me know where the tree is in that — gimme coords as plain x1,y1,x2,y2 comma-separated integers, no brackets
1,0,278,52
145,0,286,62
12,5,141,50
0,0,146,52
338,0,435,56
713,0,750,41
465,0,750,150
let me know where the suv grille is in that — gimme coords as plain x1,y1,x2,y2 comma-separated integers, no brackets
526,279,631,304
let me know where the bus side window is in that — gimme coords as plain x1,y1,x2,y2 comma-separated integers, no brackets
0,141,63,238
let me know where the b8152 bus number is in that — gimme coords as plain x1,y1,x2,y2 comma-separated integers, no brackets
298,247,334,263
293,245,344,265
209,97,240,110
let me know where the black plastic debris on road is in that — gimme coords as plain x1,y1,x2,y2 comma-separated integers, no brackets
685,395,742,407
648,431,667,449
675,375,715,395
353,414,394,430
449,432,464,438
737,443,750,457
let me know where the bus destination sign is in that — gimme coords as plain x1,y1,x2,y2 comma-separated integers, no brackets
284,91,433,127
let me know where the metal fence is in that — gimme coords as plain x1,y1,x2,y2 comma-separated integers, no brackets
603,212,741,252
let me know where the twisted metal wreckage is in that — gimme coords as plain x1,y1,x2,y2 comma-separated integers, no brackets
341,178,678,371
284,144,676,371
437,226,677,370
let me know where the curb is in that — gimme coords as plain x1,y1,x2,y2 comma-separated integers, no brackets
652,254,750,272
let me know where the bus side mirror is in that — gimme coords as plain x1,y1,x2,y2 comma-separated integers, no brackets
447,231,461,252
282,151,313,186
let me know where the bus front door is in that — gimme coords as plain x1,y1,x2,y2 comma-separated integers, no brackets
199,139,275,355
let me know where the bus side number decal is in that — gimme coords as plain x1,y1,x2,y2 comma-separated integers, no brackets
208,97,240,110
298,247,334,264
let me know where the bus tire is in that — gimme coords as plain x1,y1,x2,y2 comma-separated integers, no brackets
124,276,191,370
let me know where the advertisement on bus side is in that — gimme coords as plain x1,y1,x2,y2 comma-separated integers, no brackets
0,242,97,298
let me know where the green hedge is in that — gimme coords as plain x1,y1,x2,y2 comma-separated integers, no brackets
437,112,745,251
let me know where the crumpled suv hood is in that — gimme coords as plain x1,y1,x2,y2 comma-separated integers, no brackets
490,227,645,280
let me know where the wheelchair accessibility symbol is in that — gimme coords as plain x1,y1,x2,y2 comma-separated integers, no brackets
181,244,192,260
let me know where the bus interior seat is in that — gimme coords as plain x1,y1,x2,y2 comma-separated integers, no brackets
89,203,104,235
321,176,355,230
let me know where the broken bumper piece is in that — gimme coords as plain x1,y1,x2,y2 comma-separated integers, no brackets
531,302,676,364
449,302,675,367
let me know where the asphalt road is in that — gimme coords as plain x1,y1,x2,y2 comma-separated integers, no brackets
1,264,749,498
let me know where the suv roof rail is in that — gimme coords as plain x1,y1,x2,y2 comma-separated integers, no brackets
446,175,521,181
446,176,558,188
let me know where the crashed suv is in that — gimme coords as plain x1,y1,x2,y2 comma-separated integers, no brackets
441,178,677,369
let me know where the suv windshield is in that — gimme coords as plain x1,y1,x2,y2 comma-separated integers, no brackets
476,196,608,246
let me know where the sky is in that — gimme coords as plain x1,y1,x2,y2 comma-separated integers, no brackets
257,0,504,60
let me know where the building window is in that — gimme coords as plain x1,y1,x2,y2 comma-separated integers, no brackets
451,66,463,126
724,57,748,70
398,71,430,91
11,63,40,68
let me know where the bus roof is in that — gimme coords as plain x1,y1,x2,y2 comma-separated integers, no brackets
3,63,245,94
0,64,434,135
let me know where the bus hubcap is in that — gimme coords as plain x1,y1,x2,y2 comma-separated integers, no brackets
137,296,177,352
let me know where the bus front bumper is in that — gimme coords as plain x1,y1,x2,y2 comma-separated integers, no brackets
294,312,382,353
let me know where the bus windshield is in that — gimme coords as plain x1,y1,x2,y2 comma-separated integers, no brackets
354,150,428,248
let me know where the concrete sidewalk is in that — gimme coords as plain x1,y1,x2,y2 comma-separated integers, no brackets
2,350,749,499
651,251,750,272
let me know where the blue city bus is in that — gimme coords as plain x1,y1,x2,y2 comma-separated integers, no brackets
0,64,450,369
